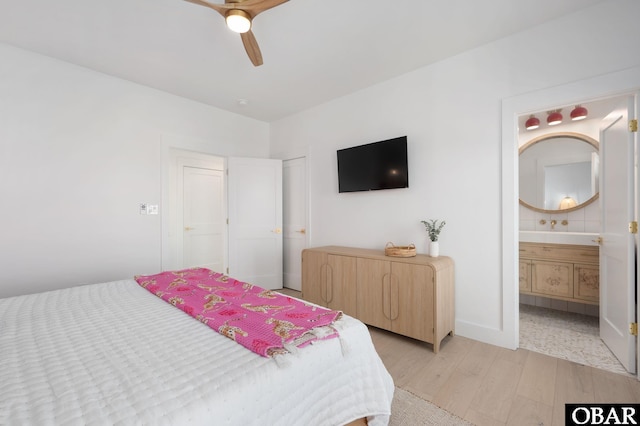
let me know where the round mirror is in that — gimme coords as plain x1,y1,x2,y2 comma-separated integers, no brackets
519,132,599,213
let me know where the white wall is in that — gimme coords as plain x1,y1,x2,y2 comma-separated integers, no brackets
0,43,269,298
270,0,640,348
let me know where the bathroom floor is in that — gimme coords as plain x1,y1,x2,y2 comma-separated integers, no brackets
519,304,630,376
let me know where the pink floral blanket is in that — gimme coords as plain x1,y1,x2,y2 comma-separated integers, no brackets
134,268,342,357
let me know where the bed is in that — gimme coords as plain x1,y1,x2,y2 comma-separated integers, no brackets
0,272,394,425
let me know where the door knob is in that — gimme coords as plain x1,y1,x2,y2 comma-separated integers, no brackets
184,226,194,231
295,228,306,234
592,237,603,245
272,227,282,234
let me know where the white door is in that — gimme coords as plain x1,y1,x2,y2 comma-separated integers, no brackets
599,95,636,373
283,157,307,291
169,150,226,272
182,166,226,272
228,157,283,289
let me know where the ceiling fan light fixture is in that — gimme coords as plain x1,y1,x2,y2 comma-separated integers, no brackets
547,110,563,126
570,105,588,121
525,115,540,130
226,9,251,33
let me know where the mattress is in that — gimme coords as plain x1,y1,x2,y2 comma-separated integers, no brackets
0,279,394,425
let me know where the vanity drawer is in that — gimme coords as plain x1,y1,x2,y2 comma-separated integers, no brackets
531,261,574,299
574,263,599,302
519,260,532,292
518,259,531,292
519,242,598,264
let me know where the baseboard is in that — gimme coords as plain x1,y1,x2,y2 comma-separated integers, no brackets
454,319,517,350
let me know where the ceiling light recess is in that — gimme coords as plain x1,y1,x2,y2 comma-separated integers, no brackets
570,105,588,121
226,9,251,33
547,110,563,126
525,115,540,130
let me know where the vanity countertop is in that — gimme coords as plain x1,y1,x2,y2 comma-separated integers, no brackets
519,231,599,246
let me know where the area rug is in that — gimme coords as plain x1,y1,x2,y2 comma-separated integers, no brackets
390,387,471,426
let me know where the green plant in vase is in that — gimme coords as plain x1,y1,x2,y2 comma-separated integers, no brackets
421,219,446,257
421,219,446,241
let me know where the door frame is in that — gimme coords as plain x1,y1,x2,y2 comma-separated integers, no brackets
500,66,640,352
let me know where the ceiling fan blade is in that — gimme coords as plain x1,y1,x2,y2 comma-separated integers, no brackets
185,0,287,18
241,30,263,66
232,0,288,17
183,0,231,17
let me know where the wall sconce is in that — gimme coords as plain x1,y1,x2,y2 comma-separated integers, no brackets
524,114,540,130
558,196,577,210
547,110,563,126
525,115,540,130
570,105,588,121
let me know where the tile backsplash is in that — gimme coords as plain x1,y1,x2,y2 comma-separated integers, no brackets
519,202,599,233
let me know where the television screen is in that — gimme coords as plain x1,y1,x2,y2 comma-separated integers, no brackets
337,136,409,193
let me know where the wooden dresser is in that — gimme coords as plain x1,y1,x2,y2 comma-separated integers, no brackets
301,246,455,353
519,242,599,305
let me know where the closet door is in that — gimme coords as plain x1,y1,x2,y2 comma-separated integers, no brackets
283,157,307,291
228,157,283,289
182,166,225,272
168,149,226,273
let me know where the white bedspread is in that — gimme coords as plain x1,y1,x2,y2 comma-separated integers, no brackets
0,279,394,425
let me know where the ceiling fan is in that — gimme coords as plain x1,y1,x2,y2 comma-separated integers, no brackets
184,0,289,67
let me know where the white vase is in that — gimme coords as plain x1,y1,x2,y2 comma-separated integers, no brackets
429,241,440,257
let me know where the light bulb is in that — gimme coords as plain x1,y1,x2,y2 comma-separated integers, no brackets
547,111,563,126
226,10,251,33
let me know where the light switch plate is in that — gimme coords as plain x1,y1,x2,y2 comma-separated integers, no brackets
148,205,159,215
139,203,148,215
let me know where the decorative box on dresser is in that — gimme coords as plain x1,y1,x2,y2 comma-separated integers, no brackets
301,246,455,353
519,242,599,304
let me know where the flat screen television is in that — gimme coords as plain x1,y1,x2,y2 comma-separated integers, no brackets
337,136,409,193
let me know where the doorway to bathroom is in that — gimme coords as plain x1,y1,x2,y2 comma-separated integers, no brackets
501,68,640,376
516,95,631,375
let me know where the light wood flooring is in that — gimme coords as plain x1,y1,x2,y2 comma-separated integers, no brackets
370,326,640,425
279,288,640,426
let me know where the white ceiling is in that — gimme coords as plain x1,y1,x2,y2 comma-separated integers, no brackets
0,0,605,122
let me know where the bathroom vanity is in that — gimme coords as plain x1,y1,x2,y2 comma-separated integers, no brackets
519,241,599,304
517,132,602,306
